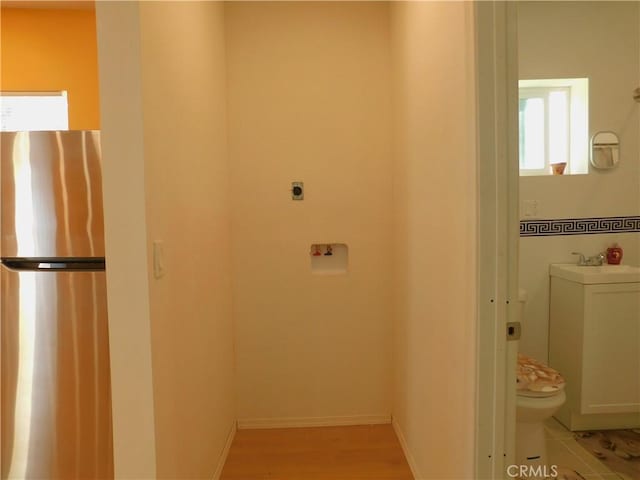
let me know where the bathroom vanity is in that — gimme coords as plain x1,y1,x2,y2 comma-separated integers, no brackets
549,264,640,431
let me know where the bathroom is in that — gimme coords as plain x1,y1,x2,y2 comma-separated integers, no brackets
0,1,637,479
518,1,640,363
516,1,640,479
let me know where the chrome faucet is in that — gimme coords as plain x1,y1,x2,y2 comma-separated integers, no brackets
572,251,605,266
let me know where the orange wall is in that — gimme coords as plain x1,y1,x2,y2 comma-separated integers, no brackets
0,7,100,129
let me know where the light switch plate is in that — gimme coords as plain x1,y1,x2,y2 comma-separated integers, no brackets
153,240,166,279
522,199,539,218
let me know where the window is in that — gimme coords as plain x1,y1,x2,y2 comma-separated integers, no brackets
0,91,69,132
519,79,588,176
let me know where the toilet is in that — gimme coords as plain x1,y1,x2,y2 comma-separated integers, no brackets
515,289,566,469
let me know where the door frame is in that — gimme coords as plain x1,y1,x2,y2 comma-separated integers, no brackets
475,2,520,478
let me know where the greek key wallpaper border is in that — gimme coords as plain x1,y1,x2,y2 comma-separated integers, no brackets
520,216,640,237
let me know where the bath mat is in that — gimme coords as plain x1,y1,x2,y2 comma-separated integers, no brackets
554,467,586,480
514,466,586,480
574,429,640,480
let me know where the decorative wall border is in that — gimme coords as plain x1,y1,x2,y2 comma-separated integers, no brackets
520,216,640,237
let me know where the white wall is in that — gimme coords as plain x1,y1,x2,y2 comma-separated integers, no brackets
98,3,484,478
97,2,236,478
225,2,394,426
95,2,157,477
390,2,477,478
138,2,236,478
518,1,640,362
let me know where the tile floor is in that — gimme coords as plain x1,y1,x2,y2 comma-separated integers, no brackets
545,417,635,480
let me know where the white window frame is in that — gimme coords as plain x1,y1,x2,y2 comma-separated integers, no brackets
519,86,571,176
518,78,589,176
0,91,69,132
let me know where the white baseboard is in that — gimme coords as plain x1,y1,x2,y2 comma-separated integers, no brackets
237,414,391,430
392,416,421,480
212,420,237,480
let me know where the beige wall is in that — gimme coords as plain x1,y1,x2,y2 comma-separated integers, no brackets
390,2,477,478
138,2,236,478
97,2,236,478
518,1,640,362
225,2,394,425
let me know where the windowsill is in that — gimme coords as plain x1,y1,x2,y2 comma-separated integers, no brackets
520,172,589,177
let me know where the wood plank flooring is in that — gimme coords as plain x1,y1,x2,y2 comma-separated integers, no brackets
220,424,414,479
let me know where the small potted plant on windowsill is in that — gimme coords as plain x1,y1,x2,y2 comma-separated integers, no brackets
550,162,567,175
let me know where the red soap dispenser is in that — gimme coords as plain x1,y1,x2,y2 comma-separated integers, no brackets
606,244,623,265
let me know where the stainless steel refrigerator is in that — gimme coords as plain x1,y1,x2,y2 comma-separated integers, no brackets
1,131,113,479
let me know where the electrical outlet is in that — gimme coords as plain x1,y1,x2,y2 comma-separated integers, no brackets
292,182,304,200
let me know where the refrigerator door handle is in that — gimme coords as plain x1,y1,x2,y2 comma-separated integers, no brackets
1,258,106,272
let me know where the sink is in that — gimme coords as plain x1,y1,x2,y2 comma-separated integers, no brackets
550,263,640,284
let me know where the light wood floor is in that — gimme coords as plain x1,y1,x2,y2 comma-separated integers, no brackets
220,424,414,480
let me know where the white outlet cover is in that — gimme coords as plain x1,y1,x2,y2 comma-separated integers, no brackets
153,240,166,279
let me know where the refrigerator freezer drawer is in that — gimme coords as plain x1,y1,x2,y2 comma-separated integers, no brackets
1,131,105,258
1,265,113,479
